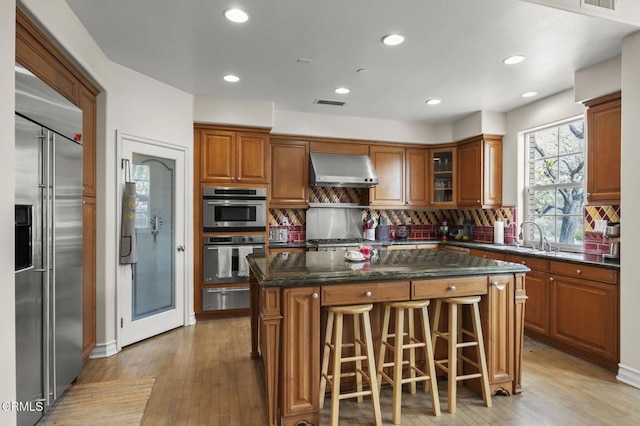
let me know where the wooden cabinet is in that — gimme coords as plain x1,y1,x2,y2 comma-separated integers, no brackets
368,145,405,206
429,147,456,208
549,261,618,369
405,148,430,206
457,135,502,208
199,127,269,184
470,248,505,261
282,287,320,423
505,254,550,337
269,139,309,207
369,145,430,207
82,196,97,360
585,92,621,205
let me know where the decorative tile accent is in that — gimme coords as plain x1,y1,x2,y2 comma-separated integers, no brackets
584,205,620,232
308,187,362,204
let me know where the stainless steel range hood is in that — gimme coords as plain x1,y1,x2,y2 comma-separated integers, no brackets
309,152,378,188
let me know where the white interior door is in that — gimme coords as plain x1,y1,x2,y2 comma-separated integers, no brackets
120,138,186,347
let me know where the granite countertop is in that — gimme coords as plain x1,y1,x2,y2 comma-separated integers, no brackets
248,249,530,287
444,241,620,269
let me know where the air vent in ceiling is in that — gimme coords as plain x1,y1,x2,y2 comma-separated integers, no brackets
582,0,615,11
313,98,346,107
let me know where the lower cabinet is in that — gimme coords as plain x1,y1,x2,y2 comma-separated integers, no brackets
549,266,619,369
282,286,320,424
505,255,550,337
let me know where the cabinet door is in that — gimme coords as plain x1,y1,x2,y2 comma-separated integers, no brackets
282,287,320,420
236,132,268,183
79,87,96,196
550,274,618,365
457,137,502,208
270,140,309,207
200,129,236,182
523,270,550,336
457,140,482,207
405,148,429,206
483,275,514,388
586,93,621,205
82,196,96,360
429,148,456,208
369,146,405,206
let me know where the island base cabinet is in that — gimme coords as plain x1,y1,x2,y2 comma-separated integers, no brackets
281,287,321,425
550,275,618,369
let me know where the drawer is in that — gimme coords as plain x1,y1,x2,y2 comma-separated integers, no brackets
321,281,410,306
550,261,618,284
470,249,505,261
505,254,549,273
440,245,470,254
412,276,488,299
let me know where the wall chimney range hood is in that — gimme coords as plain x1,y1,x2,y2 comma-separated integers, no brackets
309,152,379,188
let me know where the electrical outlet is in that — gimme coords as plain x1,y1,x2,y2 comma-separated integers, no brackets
594,220,607,233
282,217,289,226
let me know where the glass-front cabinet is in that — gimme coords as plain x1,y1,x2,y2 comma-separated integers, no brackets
429,147,457,208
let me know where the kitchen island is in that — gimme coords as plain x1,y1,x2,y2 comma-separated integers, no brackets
248,249,529,426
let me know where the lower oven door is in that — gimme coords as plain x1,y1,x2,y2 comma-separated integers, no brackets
203,244,266,285
203,287,250,311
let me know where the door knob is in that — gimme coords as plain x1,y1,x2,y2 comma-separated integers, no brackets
177,245,185,252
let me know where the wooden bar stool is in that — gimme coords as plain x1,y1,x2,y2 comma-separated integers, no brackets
377,300,441,424
432,296,492,414
319,304,382,426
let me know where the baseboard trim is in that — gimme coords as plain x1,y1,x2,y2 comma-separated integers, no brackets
617,363,640,389
188,312,197,326
89,340,119,359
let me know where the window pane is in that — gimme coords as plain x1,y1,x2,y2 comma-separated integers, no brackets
558,154,584,183
556,187,584,214
534,189,555,215
533,158,558,185
531,127,558,159
557,215,583,245
528,215,555,243
559,121,584,155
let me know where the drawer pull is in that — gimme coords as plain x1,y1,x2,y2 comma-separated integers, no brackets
492,281,506,291
365,291,372,297
311,293,319,299
576,269,582,274
448,285,456,292
521,261,526,265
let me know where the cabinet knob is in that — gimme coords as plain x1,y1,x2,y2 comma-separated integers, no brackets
311,292,319,299
477,200,480,204
576,269,582,274
365,291,372,297
550,277,555,281
521,261,526,265
492,281,506,291
448,285,456,292
483,255,487,258
586,192,591,198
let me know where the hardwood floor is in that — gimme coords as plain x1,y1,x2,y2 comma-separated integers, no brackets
77,317,640,425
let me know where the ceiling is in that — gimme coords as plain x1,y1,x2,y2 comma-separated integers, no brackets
64,0,638,125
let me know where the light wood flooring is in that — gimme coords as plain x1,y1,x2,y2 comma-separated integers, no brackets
77,317,640,425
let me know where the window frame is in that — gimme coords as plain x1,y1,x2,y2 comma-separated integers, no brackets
523,115,586,252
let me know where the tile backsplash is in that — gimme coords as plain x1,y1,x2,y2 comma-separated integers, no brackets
268,187,621,251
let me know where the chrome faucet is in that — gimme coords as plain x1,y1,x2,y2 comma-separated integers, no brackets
519,221,549,251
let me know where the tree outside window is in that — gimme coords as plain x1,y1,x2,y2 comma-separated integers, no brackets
525,118,585,249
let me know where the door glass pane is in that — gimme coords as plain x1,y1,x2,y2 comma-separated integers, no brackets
131,153,175,320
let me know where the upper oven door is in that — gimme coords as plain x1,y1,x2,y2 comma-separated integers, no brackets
203,199,266,232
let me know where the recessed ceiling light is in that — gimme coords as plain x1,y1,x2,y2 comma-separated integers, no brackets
334,87,350,95
223,74,240,83
426,99,442,105
382,34,405,46
521,91,538,98
224,8,249,23
503,55,526,65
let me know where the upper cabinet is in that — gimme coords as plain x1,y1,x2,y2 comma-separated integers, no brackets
456,135,502,208
369,145,405,206
429,147,457,209
270,138,309,208
585,92,621,205
198,126,269,184
405,148,430,206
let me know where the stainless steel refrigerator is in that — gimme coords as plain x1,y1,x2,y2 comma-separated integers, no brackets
14,63,83,426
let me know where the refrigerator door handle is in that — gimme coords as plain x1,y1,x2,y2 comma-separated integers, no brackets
50,132,57,401
43,129,52,408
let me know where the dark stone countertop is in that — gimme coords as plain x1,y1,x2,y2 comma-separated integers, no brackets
248,249,530,288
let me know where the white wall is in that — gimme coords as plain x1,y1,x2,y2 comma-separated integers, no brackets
575,56,621,103
272,110,452,144
194,96,273,128
618,30,640,389
0,1,17,424
451,111,507,141
19,0,195,360
502,90,585,206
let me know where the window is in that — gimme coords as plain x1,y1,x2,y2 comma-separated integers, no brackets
525,117,585,250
